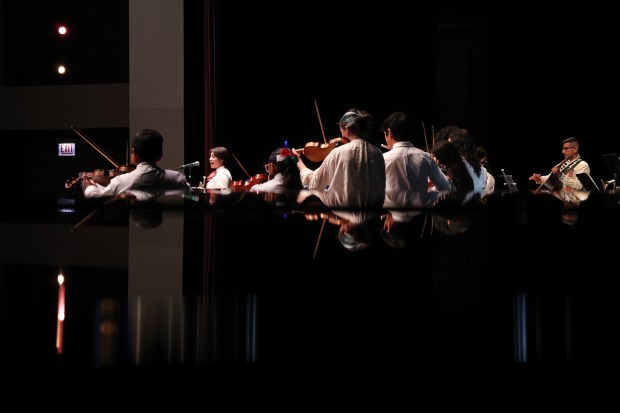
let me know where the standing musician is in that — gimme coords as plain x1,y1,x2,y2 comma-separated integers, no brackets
292,108,386,208
529,137,590,198
82,128,190,198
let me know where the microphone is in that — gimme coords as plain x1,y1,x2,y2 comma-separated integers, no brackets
178,161,200,169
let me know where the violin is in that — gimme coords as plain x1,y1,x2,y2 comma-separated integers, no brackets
293,100,351,163
64,125,135,189
294,136,350,163
229,173,269,192
65,165,136,189
227,152,273,192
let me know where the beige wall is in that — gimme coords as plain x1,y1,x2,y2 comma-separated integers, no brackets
129,0,184,171
128,0,185,365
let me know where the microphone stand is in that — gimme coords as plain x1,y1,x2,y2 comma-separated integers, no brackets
183,165,193,187
179,162,200,187
182,164,201,187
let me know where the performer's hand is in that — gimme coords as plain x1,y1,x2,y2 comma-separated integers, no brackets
81,173,94,190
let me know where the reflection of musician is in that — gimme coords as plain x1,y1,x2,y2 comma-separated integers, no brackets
119,191,164,230
297,190,380,253
330,209,380,252
529,137,590,194
293,108,386,208
432,210,474,235
380,210,424,249
82,129,190,198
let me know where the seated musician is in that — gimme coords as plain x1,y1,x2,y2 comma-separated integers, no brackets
82,128,190,198
250,147,302,194
529,137,591,201
381,111,452,209
293,108,386,209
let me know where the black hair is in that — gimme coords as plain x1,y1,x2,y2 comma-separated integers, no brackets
131,128,163,162
381,112,414,142
210,146,231,167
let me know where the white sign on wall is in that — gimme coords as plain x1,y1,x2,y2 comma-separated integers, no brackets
58,143,75,156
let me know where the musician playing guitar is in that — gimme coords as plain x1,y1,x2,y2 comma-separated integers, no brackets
529,137,590,196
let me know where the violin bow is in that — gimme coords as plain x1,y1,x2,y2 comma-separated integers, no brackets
422,122,430,152
421,211,428,238
314,99,328,144
70,195,121,232
231,153,252,179
312,216,328,260
71,125,120,169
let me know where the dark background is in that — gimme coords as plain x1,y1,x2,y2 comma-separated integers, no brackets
1,1,618,196
209,1,620,189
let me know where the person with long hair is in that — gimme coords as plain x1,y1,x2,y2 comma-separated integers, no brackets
449,128,495,195
430,140,474,192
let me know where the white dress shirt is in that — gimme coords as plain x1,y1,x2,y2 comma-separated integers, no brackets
383,141,452,208
299,139,386,208
84,162,190,198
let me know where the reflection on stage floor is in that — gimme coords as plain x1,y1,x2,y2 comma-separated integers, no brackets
1,189,619,398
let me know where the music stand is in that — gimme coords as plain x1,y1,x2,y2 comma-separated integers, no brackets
576,173,600,191
500,168,518,193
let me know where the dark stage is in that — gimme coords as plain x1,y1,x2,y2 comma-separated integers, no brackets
1,189,619,401
1,1,620,403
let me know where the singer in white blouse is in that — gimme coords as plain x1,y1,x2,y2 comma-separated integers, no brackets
204,146,233,190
